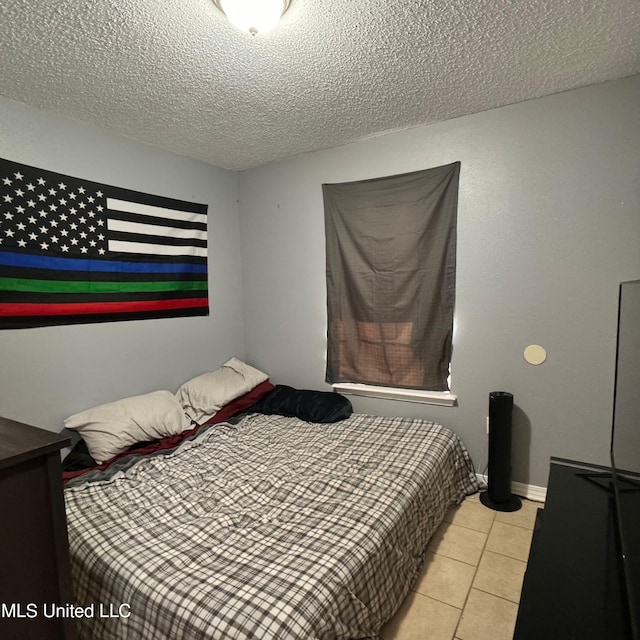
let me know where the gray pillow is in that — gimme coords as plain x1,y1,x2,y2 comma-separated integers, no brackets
64,391,191,464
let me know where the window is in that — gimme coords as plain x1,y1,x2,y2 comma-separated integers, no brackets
323,162,460,392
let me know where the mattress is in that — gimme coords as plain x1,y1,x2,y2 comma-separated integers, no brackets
64,412,480,639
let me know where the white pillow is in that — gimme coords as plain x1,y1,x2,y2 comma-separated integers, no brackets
64,390,191,464
176,357,269,424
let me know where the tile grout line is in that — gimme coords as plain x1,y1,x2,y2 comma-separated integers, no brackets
453,518,535,533
471,584,522,606
447,499,542,532
411,588,464,613
484,520,535,564
451,512,497,640
483,547,531,564
430,528,530,565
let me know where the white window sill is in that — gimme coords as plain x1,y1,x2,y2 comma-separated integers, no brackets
332,383,457,407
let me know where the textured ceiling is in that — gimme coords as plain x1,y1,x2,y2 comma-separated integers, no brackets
1,1,639,170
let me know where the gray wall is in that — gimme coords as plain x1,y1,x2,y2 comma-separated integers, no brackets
0,97,246,432
238,75,640,488
2,77,639,487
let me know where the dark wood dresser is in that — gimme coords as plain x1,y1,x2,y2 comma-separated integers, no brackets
0,416,76,640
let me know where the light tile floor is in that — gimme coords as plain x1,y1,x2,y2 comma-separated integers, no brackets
381,494,542,640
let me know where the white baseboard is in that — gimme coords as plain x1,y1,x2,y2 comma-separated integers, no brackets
476,474,547,503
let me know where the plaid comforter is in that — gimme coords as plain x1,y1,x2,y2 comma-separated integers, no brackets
64,413,480,639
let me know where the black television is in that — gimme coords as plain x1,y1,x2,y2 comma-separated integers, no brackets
610,279,640,640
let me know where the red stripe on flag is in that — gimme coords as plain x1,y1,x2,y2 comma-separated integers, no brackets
0,298,209,317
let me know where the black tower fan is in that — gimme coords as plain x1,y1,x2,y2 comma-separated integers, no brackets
480,391,522,512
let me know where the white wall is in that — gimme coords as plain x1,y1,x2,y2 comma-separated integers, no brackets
0,97,246,432
239,75,640,488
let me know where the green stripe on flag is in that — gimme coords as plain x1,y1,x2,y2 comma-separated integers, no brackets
0,277,208,294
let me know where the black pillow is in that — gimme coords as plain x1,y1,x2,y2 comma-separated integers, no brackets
250,385,353,423
62,434,160,472
62,438,97,472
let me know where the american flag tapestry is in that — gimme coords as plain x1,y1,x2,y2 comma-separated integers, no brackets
0,157,208,329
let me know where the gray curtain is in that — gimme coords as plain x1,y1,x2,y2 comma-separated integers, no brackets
323,162,460,391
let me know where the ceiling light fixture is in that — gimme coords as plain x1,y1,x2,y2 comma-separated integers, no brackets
213,0,291,35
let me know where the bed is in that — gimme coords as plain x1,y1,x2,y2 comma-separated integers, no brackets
64,409,480,640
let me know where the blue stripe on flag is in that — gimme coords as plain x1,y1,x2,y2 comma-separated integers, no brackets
0,251,207,274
